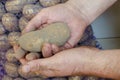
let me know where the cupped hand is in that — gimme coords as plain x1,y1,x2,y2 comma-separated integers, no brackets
22,3,88,57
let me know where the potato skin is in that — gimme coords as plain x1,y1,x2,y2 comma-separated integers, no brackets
26,52,40,61
0,34,11,51
6,49,18,63
8,32,21,46
4,62,19,77
0,3,6,20
23,4,43,20
61,0,68,3
39,0,61,7
14,78,25,80
19,22,70,52
19,17,28,31
2,75,13,80
0,22,6,35
2,13,19,32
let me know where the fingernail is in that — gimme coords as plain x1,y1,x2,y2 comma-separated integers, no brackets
22,65,30,73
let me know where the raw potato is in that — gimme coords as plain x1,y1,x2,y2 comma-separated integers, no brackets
19,22,70,52
0,22,6,35
6,49,18,63
18,66,38,79
0,3,6,20
8,32,21,46
14,47,26,60
23,4,43,20
4,62,19,77
2,75,13,80
68,76,83,80
19,17,29,31
26,52,41,61
2,13,19,32
52,77,67,80
84,76,99,80
0,35,11,51
14,78,25,80
28,77,44,80
39,0,61,7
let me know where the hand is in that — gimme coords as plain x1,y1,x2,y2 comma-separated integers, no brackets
21,46,99,77
22,3,88,58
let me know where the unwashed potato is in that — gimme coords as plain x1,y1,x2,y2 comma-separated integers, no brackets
84,76,99,80
28,77,44,80
26,52,41,61
68,76,83,80
23,4,43,20
4,62,19,77
19,22,70,52
39,0,61,7
0,22,6,35
0,34,11,51
2,75,13,80
6,49,18,63
2,13,19,32
14,47,26,60
0,3,6,20
18,66,38,79
14,78,25,80
52,77,67,80
19,17,29,31
8,32,21,46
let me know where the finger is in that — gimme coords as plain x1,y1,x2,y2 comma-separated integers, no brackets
22,12,48,34
20,58,28,65
51,44,60,54
42,43,53,58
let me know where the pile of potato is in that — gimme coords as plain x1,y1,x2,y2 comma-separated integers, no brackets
0,0,99,80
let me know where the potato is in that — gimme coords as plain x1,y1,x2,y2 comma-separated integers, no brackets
19,17,29,31
14,47,26,60
8,32,21,46
2,75,13,80
27,77,44,80
0,3,6,20
23,4,43,20
14,78,25,80
6,49,18,63
0,22,6,35
26,52,41,61
18,66,38,79
4,62,19,77
84,76,99,80
2,13,19,32
39,0,61,7
52,77,67,80
68,76,83,80
26,0,38,4
19,22,70,52
0,35,11,51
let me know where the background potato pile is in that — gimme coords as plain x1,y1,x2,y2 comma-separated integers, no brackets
0,0,99,80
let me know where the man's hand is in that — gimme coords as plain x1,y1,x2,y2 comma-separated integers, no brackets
22,3,88,58
21,47,99,77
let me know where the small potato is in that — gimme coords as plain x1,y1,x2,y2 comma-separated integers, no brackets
19,17,29,31
84,76,99,80
23,4,43,20
8,32,21,46
28,77,44,80
4,62,19,77
19,22,70,52
26,0,38,4
5,0,27,13
6,49,18,63
18,66,38,79
0,35,11,51
2,13,19,32
0,3,6,20
0,22,6,35
52,77,67,80
68,76,83,80
39,0,61,7
26,52,41,61
2,75,13,80
14,47,26,60
14,78,25,80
